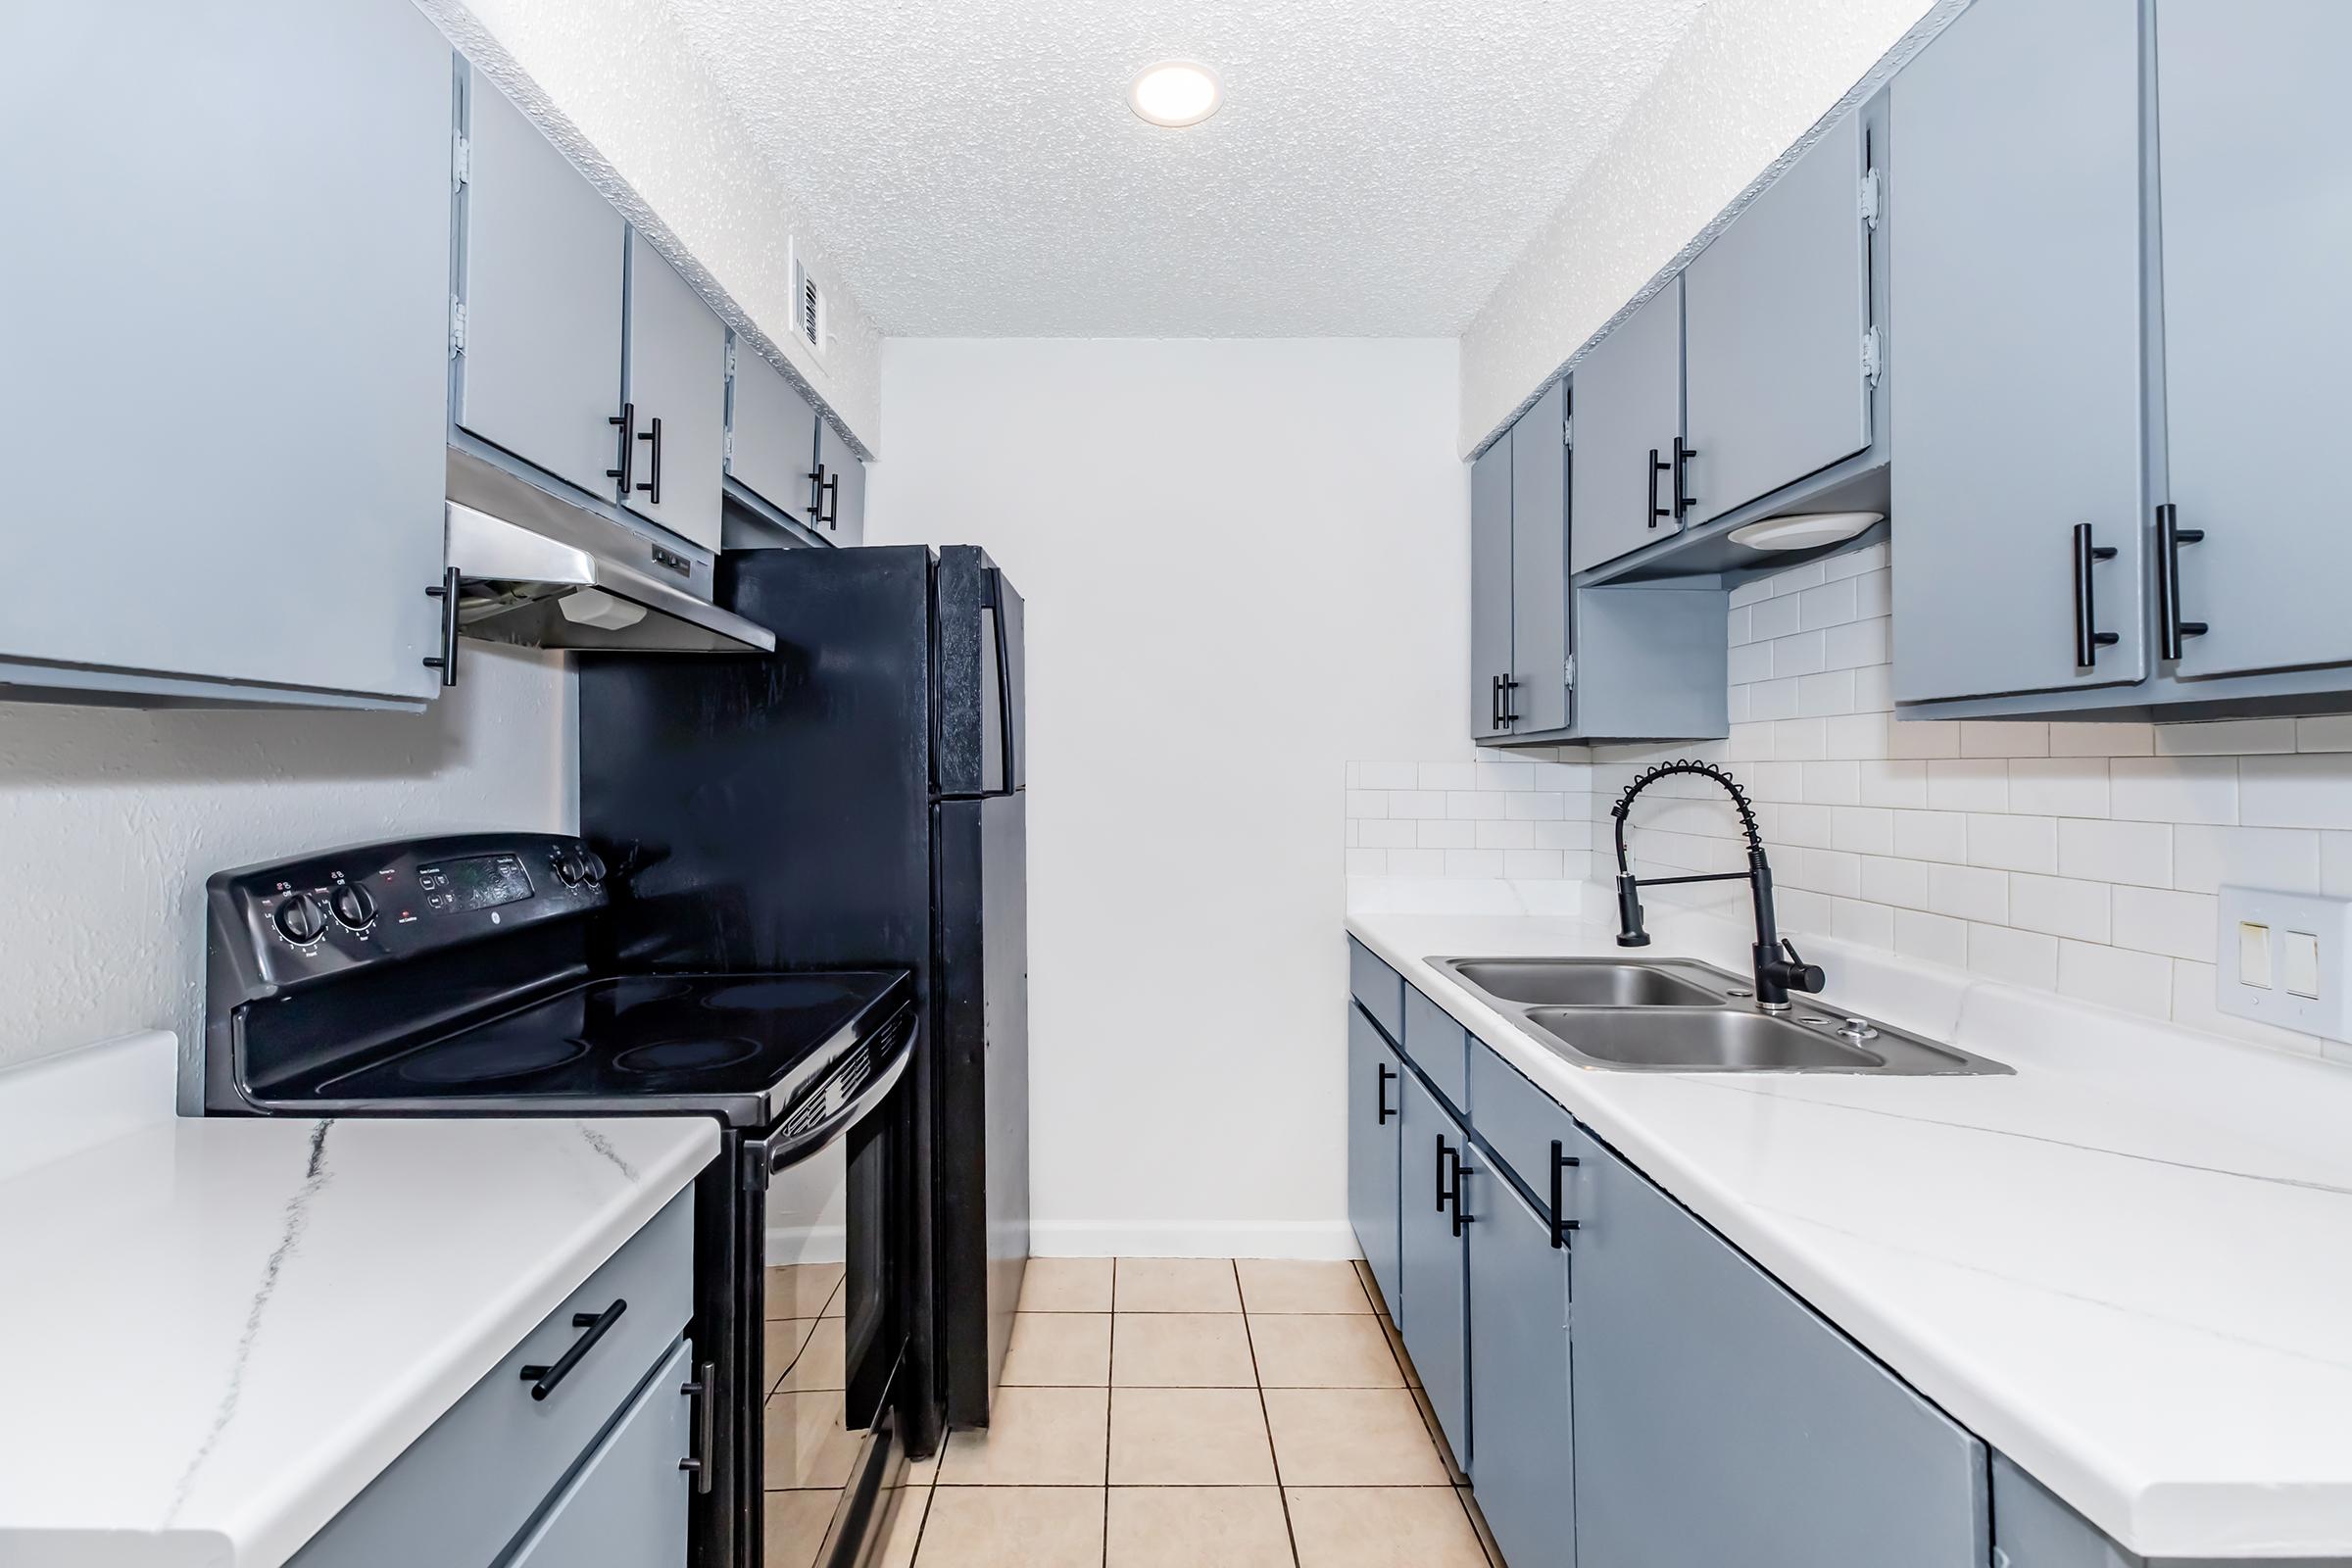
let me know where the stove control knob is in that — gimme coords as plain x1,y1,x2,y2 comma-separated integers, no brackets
555,853,586,887
273,892,327,945
330,883,377,931
580,850,607,887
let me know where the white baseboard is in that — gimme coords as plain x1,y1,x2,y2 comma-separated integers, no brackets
763,1224,846,1268
1026,1219,1360,1260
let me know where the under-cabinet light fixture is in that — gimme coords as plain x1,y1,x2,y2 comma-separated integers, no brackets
1728,511,1884,552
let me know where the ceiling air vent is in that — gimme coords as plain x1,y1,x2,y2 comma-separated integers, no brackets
789,239,827,359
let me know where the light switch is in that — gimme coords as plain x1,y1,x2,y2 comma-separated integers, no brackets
2285,930,2323,999
2238,921,2274,989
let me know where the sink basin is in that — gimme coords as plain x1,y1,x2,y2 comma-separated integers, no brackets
1524,1005,2005,1076
1437,957,1733,1008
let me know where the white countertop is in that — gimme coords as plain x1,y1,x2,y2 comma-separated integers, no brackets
1348,904,2352,1560
0,1033,718,1568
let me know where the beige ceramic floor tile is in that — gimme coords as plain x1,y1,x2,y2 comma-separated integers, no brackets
1001,1312,1111,1386
763,1489,838,1568
764,1318,817,1392
903,1445,941,1487
1111,1311,1258,1387
765,1392,860,1490
1352,1258,1396,1320
1408,1384,1468,1483
1105,1486,1295,1568
1263,1389,1448,1487
1107,1387,1277,1485
777,1316,845,1393
874,1484,931,1568
1284,1487,1488,1568
1379,1314,1420,1389
1247,1313,1404,1388
1019,1256,1114,1312
936,1386,1108,1486
1115,1257,1242,1312
1238,1258,1374,1314
1457,1485,1505,1568
914,1487,1104,1568
766,1261,845,1319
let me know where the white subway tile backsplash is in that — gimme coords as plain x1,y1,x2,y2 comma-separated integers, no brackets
2110,757,2239,826
2170,824,2321,896
1889,719,1963,760
2057,818,2173,888
1797,578,1859,630
1504,850,1563,879
1748,676,1800,722
2058,941,2172,1019
1822,617,1889,671
1417,761,1478,792
1930,862,2008,923
1965,812,2058,874
2242,753,2352,830
1416,818,1476,850
2049,721,2154,758
1445,790,1506,820
1346,790,1389,819
2007,873,2110,944
1445,849,1504,879
1770,630,1826,678
2111,885,2219,963
1797,669,1857,717
1860,854,1932,910
1801,760,1862,807
1825,541,1889,580
2155,718,2297,756
1774,718,1828,761
1831,806,1894,857
1387,848,1446,876
1852,567,1892,620
1959,721,2049,760
2296,715,2352,753
1507,791,1568,821
1351,761,1420,790
1927,759,2008,812
1347,848,1388,875
1858,760,1928,808
2006,758,2111,819
1749,593,1802,642
1894,908,1970,968
1475,818,1535,850
1892,808,1970,864
1728,575,1777,609
1473,760,1534,791
1852,663,1894,713
1969,923,2059,990
1361,819,1419,849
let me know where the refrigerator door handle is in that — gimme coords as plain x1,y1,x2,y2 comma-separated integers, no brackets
984,567,1025,796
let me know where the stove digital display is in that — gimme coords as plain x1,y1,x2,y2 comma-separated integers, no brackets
418,854,533,914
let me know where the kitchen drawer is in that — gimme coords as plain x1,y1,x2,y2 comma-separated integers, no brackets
1468,1039,1587,1219
292,1188,694,1567
1348,938,1404,1044
1403,986,1468,1110
505,1337,694,1568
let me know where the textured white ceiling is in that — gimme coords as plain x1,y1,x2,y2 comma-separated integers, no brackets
659,0,1711,337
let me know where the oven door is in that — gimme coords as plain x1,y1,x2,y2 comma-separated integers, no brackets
746,1005,918,1568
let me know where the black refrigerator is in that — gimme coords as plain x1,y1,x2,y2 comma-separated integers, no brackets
577,544,1030,1441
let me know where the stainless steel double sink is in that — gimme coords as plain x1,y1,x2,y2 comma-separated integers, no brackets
1433,957,2009,1076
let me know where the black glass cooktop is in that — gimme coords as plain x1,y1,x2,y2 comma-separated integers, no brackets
286,970,912,1125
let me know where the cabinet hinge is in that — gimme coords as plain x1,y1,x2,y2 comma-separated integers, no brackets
1562,655,1577,690
1860,324,1883,386
724,340,737,378
722,428,734,465
448,296,467,357
450,131,471,192
1858,167,1881,230
1561,416,1573,449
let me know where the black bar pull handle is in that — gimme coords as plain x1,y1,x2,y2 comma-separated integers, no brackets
1672,436,1700,520
519,1298,627,1401
1489,674,1501,731
1434,1136,1452,1212
1376,1062,1396,1125
607,402,636,492
808,463,840,529
1500,674,1520,727
1647,447,1670,528
678,1360,715,1494
2155,504,2208,662
421,566,461,688
636,416,663,504
2071,523,2121,669
1549,1139,1582,1248
1450,1153,1478,1238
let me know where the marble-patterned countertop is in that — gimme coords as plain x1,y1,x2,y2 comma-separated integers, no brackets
0,1032,716,1568
1348,905,2352,1560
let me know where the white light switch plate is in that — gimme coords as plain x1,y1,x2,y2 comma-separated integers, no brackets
2217,886,2352,1042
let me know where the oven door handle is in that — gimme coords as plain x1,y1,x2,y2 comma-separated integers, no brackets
750,1004,917,1183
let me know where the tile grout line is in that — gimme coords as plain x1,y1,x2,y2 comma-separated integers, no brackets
1102,1260,1116,1567
1235,1260,1306,1568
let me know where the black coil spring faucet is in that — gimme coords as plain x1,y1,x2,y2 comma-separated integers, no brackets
1610,759,1826,1012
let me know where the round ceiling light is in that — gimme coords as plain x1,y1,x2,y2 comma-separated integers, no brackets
1130,61,1222,127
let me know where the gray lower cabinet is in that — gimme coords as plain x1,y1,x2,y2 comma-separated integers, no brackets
1889,0,2147,705
1682,114,1874,530
2152,0,2352,682
457,67,627,503
1471,434,1517,740
1568,279,1685,575
620,234,727,551
1347,1003,1404,1315
1509,381,1571,735
726,337,824,526
1462,1159,1574,1568
2,0,453,709
813,418,868,546
1397,1068,1469,1461
506,1339,694,1568
1570,1138,1988,1568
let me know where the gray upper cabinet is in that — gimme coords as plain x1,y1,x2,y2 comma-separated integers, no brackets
1,0,453,709
2154,0,2352,681
1470,434,1515,740
457,69,626,502
1890,0,2147,705
726,338,822,522
1509,382,1571,735
1568,279,1684,575
1463,1151,1576,1568
813,419,868,546
620,233,726,551
1571,1138,1987,1568
1347,1004,1404,1315
1398,1068,1469,1462
1683,114,1874,528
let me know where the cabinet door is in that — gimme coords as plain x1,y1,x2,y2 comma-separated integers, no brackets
1397,1071,1468,1462
1989,1453,2140,1568
1889,0,2147,703
2155,0,2352,679
727,339,822,520
621,233,726,550
1684,114,1873,527
1568,280,1684,574
458,68,626,500
1465,1164,1574,1568
1,0,452,706
1347,1004,1404,1316
1470,431,1516,739
1510,381,1571,734
1572,1142,1987,1568
814,418,868,546
506,1338,693,1568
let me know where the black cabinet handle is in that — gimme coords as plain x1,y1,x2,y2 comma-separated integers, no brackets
678,1359,714,1494
1647,447,1670,529
1489,674,1501,731
1449,1154,1478,1238
1434,1136,1452,1212
1500,675,1520,727
608,402,636,492
1549,1139,1582,1248
636,416,663,505
1672,437,1700,520
808,463,840,529
2071,522,2121,669
518,1298,627,1401
1376,1062,1396,1124
421,566,460,688
2155,503,2208,662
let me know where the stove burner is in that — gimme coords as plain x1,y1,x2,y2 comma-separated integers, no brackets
398,1034,590,1086
698,979,857,1012
612,1036,764,1076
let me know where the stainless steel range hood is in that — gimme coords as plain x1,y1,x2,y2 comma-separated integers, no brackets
443,449,776,655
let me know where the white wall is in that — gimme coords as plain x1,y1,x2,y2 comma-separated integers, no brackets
869,338,1465,1256
0,646,572,1072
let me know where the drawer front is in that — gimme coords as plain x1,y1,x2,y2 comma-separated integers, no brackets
1403,985,1468,1110
1469,1038,1584,1218
507,1337,694,1568
294,1188,695,1567
1348,937,1404,1043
